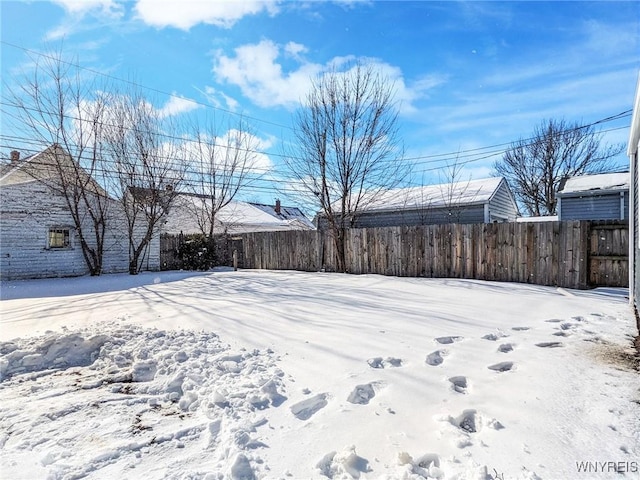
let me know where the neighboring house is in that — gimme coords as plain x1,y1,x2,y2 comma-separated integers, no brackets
0,145,160,280
628,73,640,314
163,195,315,236
556,172,629,221
325,177,518,229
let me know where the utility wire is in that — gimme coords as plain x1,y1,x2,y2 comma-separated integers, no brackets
1,98,631,170
1,40,294,131
1,41,632,164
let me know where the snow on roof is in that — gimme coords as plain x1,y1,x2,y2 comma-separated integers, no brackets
361,177,504,212
558,172,629,196
164,196,315,235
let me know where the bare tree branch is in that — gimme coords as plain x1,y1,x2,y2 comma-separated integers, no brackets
3,49,112,275
283,62,409,271
103,89,187,274
494,118,623,216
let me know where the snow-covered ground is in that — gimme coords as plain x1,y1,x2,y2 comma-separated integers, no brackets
0,270,638,480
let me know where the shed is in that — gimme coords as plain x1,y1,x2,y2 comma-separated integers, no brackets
339,177,518,229
556,172,629,221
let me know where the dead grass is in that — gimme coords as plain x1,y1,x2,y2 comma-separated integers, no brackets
590,340,640,372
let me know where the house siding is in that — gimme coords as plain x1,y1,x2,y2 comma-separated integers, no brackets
0,182,89,279
0,181,160,280
351,205,486,228
488,180,519,221
633,153,640,304
559,193,627,221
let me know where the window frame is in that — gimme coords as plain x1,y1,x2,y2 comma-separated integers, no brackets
48,227,72,249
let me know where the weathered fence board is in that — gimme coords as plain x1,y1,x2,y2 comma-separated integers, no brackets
588,221,629,287
171,220,628,289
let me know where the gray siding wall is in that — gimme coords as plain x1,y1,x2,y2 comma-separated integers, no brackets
0,181,160,280
559,193,627,221
488,180,518,221
351,205,486,228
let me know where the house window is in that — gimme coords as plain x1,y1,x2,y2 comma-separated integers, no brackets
48,228,71,249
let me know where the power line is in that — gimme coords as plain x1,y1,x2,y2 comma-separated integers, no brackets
0,40,294,131
2,97,631,174
1,41,632,166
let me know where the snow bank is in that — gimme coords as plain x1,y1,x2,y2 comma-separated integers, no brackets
0,322,288,479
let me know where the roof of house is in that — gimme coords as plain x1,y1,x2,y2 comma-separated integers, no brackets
0,145,108,199
358,177,506,213
164,195,315,235
0,151,40,184
557,172,629,197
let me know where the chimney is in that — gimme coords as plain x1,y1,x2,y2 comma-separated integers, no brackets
275,199,281,215
10,150,20,163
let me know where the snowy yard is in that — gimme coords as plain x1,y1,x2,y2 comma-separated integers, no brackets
0,270,638,480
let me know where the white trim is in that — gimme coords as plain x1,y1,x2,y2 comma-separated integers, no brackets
557,197,562,220
483,203,490,223
627,72,640,157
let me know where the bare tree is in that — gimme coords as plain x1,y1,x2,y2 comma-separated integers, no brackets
104,90,186,274
2,50,112,275
494,119,623,216
284,63,408,272
184,117,260,240
438,156,474,223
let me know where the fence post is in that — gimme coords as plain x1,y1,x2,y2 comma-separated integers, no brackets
578,221,590,289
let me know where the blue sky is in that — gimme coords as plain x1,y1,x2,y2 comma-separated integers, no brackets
1,0,639,205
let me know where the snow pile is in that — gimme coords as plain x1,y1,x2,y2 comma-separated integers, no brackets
0,323,288,479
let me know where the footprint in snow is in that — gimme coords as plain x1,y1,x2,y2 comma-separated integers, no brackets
552,331,570,337
448,376,468,394
545,319,563,323
488,361,514,372
347,382,383,405
535,342,564,348
290,393,329,420
451,409,480,433
367,357,403,369
435,336,463,345
425,350,447,366
444,410,505,436
482,332,508,341
497,343,514,353
511,326,530,331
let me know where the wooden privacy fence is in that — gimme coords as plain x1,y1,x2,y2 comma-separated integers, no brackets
240,220,628,289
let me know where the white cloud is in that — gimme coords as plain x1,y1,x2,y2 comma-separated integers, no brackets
213,40,441,112
284,42,307,59
157,95,201,118
134,0,280,30
51,0,124,17
47,0,124,40
198,86,240,112
213,40,322,109
182,129,274,178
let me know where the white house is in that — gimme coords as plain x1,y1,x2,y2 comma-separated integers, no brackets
163,194,315,236
628,73,640,313
0,146,160,280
